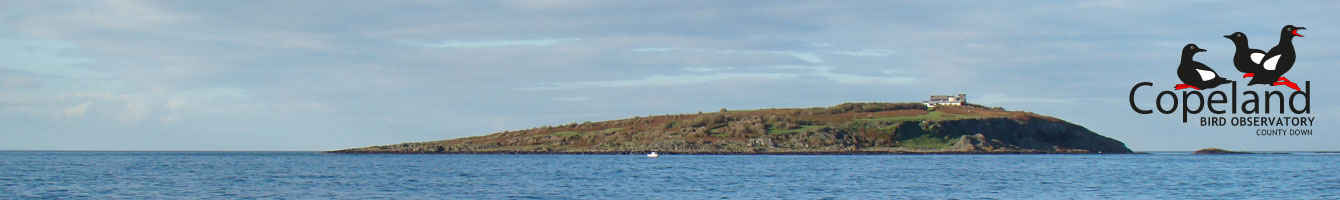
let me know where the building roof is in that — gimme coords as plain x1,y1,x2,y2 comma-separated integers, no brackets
928,94,965,102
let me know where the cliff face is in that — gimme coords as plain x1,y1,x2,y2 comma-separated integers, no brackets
930,118,1132,153
330,103,1132,154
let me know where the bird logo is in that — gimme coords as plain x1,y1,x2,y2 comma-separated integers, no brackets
1174,44,1232,90
1223,25,1305,91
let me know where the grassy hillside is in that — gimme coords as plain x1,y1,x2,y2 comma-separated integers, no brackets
331,102,1132,154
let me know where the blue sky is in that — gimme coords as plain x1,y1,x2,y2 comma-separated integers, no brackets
1,1,1337,151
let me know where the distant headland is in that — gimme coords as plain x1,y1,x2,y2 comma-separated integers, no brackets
330,99,1133,154
1192,147,1252,155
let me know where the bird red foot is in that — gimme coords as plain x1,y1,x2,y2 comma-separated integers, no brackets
1242,73,1254,78
1273,77,1300,91
1174,84,1200,90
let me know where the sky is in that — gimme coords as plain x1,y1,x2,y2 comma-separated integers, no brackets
1,1,1337,151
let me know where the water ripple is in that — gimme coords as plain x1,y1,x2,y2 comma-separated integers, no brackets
0,152,1336,199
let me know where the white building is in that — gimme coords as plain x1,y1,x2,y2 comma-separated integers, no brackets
924,94,966,107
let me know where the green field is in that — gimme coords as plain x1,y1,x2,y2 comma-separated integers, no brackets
855,111,980,123
900,135,953,149
766,125,826,135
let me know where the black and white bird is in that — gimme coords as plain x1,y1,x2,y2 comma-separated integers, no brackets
1175,44,1231,90
1224,32,1266,78
1247,25,1305,91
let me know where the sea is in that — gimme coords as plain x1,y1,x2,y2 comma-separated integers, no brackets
1,151,1336,199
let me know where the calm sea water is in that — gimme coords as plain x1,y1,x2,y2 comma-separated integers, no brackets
1,151,1336,199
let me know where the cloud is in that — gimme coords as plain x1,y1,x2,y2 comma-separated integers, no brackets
526,64,912,91
116,101,149,122
829,49,897,57
62,102,91,118
812,71,914,85
417,38,581,48
879,69,906,75
523,73,797,90
779,65,915,85
683,67,734,72
165,99,186,111
777,51,823,63
633,48,823,63
633,47,896,64
550,96,591,102
630,47,675,52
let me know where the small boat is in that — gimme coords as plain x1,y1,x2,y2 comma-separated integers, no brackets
646,152,659,158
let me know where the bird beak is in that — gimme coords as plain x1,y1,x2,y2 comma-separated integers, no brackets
1293,27,1306,37
1223,34,1232,38
1196,49,1207,52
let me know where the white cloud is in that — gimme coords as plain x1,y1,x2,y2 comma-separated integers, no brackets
523,73,797,90
165,99,186,111
779,65,915,85
159,99,187,123
62,102,91,118
777,65,833,71
880,69,906,75
830,49,897,57
116,101,149,122
813,71,915,85
633,48,824,63
526,64,913,91
776,51,823,63
632,47,897,64
418,38,581,48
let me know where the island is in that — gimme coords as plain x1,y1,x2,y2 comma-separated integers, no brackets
329,102,1133,154
1192,147,1252,155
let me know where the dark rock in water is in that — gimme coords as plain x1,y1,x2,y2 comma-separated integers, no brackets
1193,147,1251,155
329,102,1134,154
